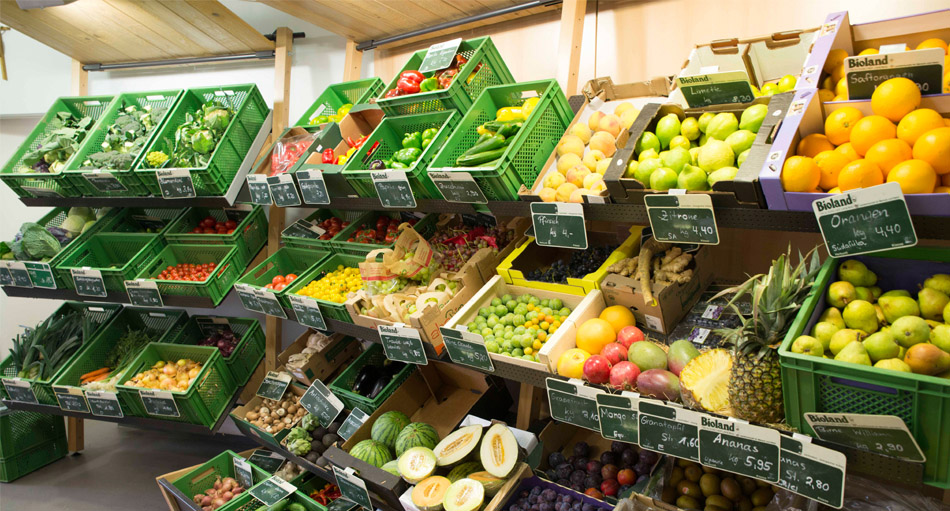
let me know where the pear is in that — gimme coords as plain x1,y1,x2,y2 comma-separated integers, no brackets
829,329,866,356
818,307,846,330
863,329,899,362
855,286,874,303
811,321,840,351
880,289,911,298
874,359,912,373
879,295,920,324
923,273,950,296
827,281,856,308
931,324,950,354
945,301,950,324
792,335,824,357
891,315,931,348
835,341,872,366
838,260,872,286
904,343,950,375
843,300,879,334
874,304,886,325
918,287,950,321
870,286,882,301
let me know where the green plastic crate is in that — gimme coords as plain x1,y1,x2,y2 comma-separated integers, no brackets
0,405,65,459
0,435,67,483
282,254,368,323
0,94,115,199
342,110,459,199
779,247,950,489
330,211,436,257
116,343,236,426
295,78,386,126
172,316,266,386
135,244,241,307
224,491,327,511
95,207,184,236
64,90,183,197
428,80,573,201
329,343,415,414
236,247,331,308
135,84,269,196
0,302,121,404
375,37,514,117
55,233,164,292
281,209,366,251
170,450,271,504
163,206,267,268
51,306,190,414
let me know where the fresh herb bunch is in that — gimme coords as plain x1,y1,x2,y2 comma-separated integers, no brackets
10,311,93,380
82,104,166,170
22,112,94,174
103,327,155,372
144,98,234,169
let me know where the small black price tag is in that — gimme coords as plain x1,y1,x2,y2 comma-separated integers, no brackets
530,202,588,249
332,466,373,511
296,170,331,205
645,193,719,245
337,408,371,441
844,47,944,99
233,456,254,489
125,280,163,307
379,324,427,365
805,413,925,463
248,449,286,473
439,327,494,372
24,262,56,289
813,182,917,257
267,174,302,207
300,379,344,427
71,268,107,297
156,168,196,199
2,378,38,404
372,170,417,209
83,170,128,192
289,294,327,331
53,386,90,413
248,476,295,507
235,284,265,313
698,416,781,482
86,390,123,418
777,434,846,508
429,170,488,204
0,264,13,286
255,289,288,319
282,220,325,240
247,174,272,205
418,38,463,74
637,400,701,462
596,392,639,443
546,378,601,432
676,71,755,107
139,389,180,417
256,371,292,400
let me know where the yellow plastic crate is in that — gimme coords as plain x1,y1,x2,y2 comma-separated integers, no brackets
495,226,643,296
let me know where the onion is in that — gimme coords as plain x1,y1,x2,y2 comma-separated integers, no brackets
200,496,212,506
232,487,245,495
220,480,233,492
193,495,204,504
212,498,226,508
213,477,222,490
221,491,234,500
205,488,217,496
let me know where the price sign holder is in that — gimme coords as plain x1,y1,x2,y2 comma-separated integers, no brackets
546,378,601,432
645,193,719,244
637,400,701,462
698,416,781,482
596,392,639,443
282,220,325,240
256,371,292,400
83,170,128,192
4,261,33,288
289,294,327,330
777,434,846,508
372,170,417,209
85,390,123,418
429,171,488,204
233,456,254,489
337,408,371,441
71,268,107,297
379,324,427,365
418,38,463,73
248,449,286,473
267,174,302,207
2,378,38,404
0,262,14,286
300,379,344,427
247,174,272,205
813,182,917,257
248,475,295,507
530,202,588,249
139,389,180,417
255,289,288,318
439,328,494,372
332,466,373,510
676,71,755,107
804,413,925,463
156,168,196,199
844,48,944,99
125,279,163,307
296,169,331,205
53,385,90,414
327,498,359,511
23,261,55,289
235,284,264,313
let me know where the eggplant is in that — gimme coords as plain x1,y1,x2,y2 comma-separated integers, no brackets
351,365,381,395
367,376,389,399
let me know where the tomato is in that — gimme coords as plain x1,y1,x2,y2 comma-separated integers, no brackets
273,283,286,291
264,283,274,289
191,227,202,234
226,229,234,234
272,275,286,286
225,220,237,230
201,217,216,228
285,274,297,282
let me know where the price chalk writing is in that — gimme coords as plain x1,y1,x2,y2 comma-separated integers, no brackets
125,280,163,307
139,389,180,417
2,378,38,404
236,284,264,313
418,38,463,74
429,171,488,204
255,289,288,318
372,170,416,209
247,174,272,205
24,262,56,289
596,392,639,443
248,475,295,507
338,408,370,441
676,71,755,107
85,390,123,418
248,450,285,473
845,48,944,99
813,182,917,257
83,171,128,192
267,174,302,207
53,386,90,413
256,371,292,400
645,193,719,245
332,466,373,510
638,400,701,462
546,378,601,432
300,379,344,427
296,169,331,205
289,294,327,331
379,324,427,365
805,413,925,463
440,327,494,372
157,169,196,199
233,456,254,489
698,415,781,482
777,434,846,508
530,202,587,249
71,268,107,297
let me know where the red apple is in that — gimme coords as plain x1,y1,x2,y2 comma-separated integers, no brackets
583,355,612,384
601,342,628,365
608,361,640,390
617,326,645,348
617,468,635,486
600,478,619,497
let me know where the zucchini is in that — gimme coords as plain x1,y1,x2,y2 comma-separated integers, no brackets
460,134,506,161
457,147,507,167
497,122,522,138
459,133,494,158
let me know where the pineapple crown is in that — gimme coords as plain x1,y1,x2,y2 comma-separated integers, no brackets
711,245,822,357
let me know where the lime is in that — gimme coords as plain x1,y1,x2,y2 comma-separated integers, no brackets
656,114,681,149
636,131,661,154
634,158,662,183
494,305,507,316
638,148,659,162
681,117,701,140
777,74,797,92
669,135,691,152
739,104,768,133
706,112,739,141
677,165,710,191
650,167,679,191
725,129,756,156
485,340,499,353
697,112,715,133
550,299,563,310
760,83,779,96
698,140,736,172
501,294,514,303
479,307,491,318
661,147,691,172
624,159,639,178
707,166,739,187
491,298,501,307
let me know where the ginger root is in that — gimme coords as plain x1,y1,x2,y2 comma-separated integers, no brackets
608,257,639,276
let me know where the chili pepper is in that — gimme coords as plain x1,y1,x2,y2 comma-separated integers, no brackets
321,148,335,164
402,131,422,149
419,77,440,92
400,70,425,82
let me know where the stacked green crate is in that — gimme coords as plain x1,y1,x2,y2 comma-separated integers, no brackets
134,244,241,306
163,206,267,268
330,211,436,256
281,209,366,252
295,78,385,127
281,253,367,323
55,233,164,292
235,247,331,310
172,316,266,386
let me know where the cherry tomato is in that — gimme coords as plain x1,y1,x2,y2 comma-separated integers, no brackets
272,275,286,286
285,274,297,282
273,283,286,291
225,220,237,230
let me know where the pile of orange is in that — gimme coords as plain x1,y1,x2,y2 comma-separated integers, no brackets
782,77,950,195
818,38,950,103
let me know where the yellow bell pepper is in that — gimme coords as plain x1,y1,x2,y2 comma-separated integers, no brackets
337,155,348,165
495,106,524,122
521,97,540,119
476,125,494,136
346,146,357,157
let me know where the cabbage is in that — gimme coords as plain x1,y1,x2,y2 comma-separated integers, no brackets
60,215,87,236
95,207,111,220
68,207,93,220
81,220,96,235
19,223,62,260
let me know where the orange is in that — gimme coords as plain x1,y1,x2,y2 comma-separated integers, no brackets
871,77,921,122
858,48,879,56
818,89,836,103
824,48,849,73
936,186,950,194
896,109,946,146
832,95,848,102
835,77,848,98
831,64,846,87
834,142,860,162
824,107,864,145
575,318,616,355
781,156,821,192
838,159,884,191
887,160,937,194
814,150,850,190
916,38,948,54
912,127,950,175
599,305,636,334
850,115,897,155
797,133,835,157
864,139,912,176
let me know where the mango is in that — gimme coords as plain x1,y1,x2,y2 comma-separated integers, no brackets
668,339,701,376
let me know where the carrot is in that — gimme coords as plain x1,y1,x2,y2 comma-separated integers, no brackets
81,372,110,384
80,367,110,381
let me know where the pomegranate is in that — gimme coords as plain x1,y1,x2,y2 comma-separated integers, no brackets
601,342,628,365
582,355,612,384
608,361,640,390
617,326,645,348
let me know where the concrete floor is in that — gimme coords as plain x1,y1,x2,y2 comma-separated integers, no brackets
0,419,257,510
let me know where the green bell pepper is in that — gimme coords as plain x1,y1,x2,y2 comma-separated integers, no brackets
391,161,409,169
419,77,440,92
394,147,422,164
402,131,422,149
422,128,439,140
422,138,432,149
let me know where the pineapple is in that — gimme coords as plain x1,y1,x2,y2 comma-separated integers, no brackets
711,246,822,424
680,349,732,413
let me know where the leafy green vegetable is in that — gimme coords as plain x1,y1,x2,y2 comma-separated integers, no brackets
103,327,155,373
10,310,93,380
21,112,94,174
144,97,235,169
300,414,317,431
285,426,312,444
82,104,166,170
16,223,62,260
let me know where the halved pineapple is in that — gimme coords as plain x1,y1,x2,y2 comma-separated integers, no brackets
679,349,732,413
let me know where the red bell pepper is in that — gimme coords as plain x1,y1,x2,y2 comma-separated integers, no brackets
400,70,425,82
384,88,403,98
321,148,335,163
397,70,425,94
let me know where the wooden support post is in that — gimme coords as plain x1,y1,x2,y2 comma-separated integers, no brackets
265,27,293,371
68,57,88,453
555,0,586,96
70,59,87,96
343,40,362,81
516,383,542,430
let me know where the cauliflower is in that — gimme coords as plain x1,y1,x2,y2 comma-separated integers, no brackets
146,151,169,168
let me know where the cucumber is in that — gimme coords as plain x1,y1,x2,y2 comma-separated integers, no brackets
457,135,505,165
459,133,494,158
457,147,507,167
496,122,522,138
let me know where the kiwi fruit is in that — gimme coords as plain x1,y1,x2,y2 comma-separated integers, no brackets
702,465,719,474
684,464,703,482
736,497,754,511
737,476,757,495
751,487,774,507
669,466,684,486
661,485,676,504
699,473,721,497
677,480,703,499
705,495,732,509
704,506,728,511
677,458,694,468
676,495,701,510
720,478,741,501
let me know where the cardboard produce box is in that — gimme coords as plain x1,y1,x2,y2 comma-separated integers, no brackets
519,76,670,203
246,123,338,205
759,89,950,215
600,246,713,335
230,381,307,445
277,330,360,386
433,215,532,284
603,93,792,207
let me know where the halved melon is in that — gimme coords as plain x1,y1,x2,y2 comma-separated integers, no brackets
467,471,507,496
398,446,437,484
446,461,481,483
442,478,484,511
381,460,401,477
433,425,482,467
412,475,451,511
479,423,519,478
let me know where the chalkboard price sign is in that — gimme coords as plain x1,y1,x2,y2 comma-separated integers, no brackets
439,327,494,372
418,38,463,74
156,168,196,199
139,389,180,417
546,378,601,432
596,392,639,443
676,71,755,107
233,456,254,489
804,413,925,463
248,449,286,473
289,294,327,331
83,171,128,192
248,476,295,507
4,261,33,288
645,193,719,245
300,379,344,427
813,182,917,257
777,434,846,508
296,169,331,205
71,268,107,297
637,400,701,461
85,390,123,418
24,262,55,289
236,284,265,313
372,170,417,209
379,324,428,365
255,289,288,319
53,386,90,414
256,371,292,400
0,263,13,286
698,415,781,482
845,48,944,99
2,378,38,404
332,466,373,510
247,174,272,205
530,202,588,249
267,174,302,207
429,171,488,204
125,280,163,307
337,408,371,441
282,220,325,240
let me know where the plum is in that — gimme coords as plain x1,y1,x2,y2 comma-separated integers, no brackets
549,452,567,468
573,442,590,458
600,451,617,466
573,457,588,471
621,448,639,467
586,460,602,475
611,441,626,454
570,470,586,486
601,464,619,481
636,369,681,402
556,463,573,480
584,474,602,489
638,450,659,466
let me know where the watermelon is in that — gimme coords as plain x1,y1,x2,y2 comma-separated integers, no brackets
395,422,439,457
446,461,482,483
372,411,411,449
349,439,393,468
